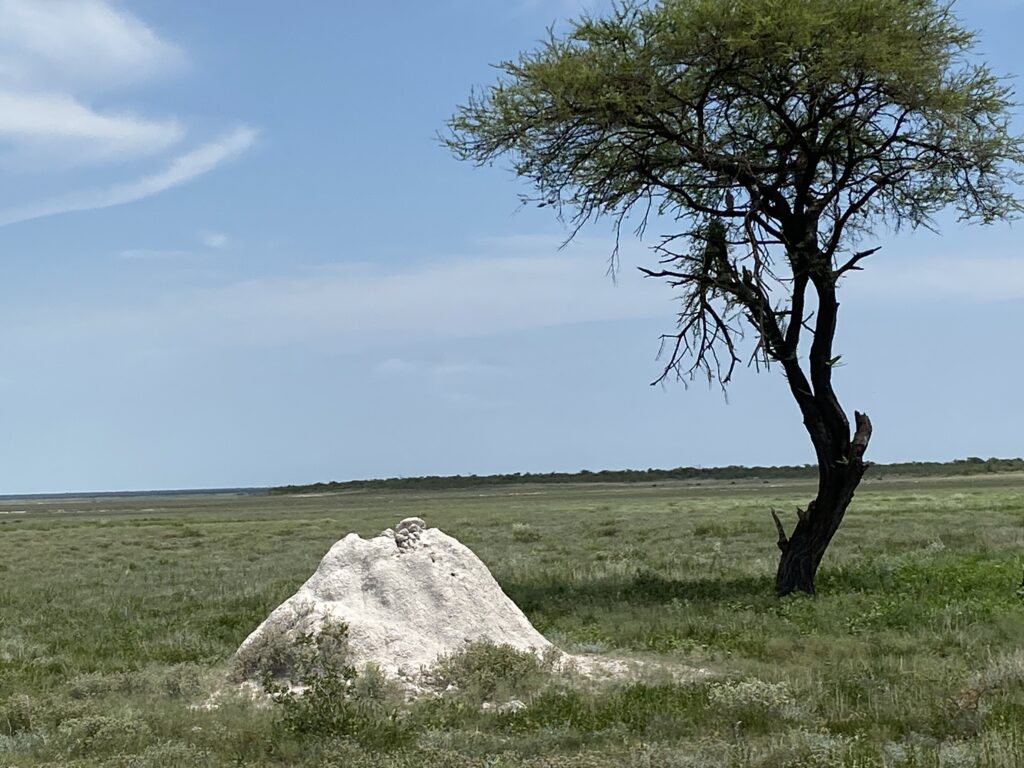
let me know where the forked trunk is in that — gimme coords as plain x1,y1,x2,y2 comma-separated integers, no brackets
774,464,864,594
773,411,873,595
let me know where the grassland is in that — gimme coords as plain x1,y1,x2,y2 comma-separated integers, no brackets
1,473,1023,766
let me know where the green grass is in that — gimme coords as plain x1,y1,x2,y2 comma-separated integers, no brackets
1,474,1023,766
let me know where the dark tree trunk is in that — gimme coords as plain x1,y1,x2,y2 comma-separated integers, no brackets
774,411,872,595
768,245,873,596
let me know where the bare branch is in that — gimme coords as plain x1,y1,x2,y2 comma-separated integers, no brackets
834,246,882,277
770,508,789,552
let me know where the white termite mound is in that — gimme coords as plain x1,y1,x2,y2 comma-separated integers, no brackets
235,518,554,681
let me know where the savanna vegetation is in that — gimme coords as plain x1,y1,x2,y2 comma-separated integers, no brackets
2,474,1024,766
270,456,1024,494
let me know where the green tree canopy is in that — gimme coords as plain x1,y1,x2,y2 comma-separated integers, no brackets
447,0,1024,594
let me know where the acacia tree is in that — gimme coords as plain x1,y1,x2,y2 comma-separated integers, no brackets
446,0,1024,594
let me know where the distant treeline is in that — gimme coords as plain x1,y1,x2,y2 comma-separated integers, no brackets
269,457,1024,494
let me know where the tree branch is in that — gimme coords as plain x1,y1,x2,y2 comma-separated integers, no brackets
834,246,881,278
770,508,789,552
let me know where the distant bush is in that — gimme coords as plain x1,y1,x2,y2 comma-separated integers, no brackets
511,523,542,543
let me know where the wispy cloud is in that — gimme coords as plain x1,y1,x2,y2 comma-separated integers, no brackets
5,235,662,348
0,1,254,212
160,240,657,346
0,90,183,169
202,231,229,249
6,234,1022,354
0,0,188,168
0,127,257,226
0,0,185,93
118,230,233,264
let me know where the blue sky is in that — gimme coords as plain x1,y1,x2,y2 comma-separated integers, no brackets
0,0,1021,494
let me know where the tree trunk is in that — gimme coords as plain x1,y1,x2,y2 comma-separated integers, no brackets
774,411,872,595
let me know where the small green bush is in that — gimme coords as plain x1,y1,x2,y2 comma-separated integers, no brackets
68,671,133,699
0,694,35,736
707,678,805,724
57,712,153,757
262,620,415,751
499,682,707,737
427,642,554,703
230,603,351,684
122,740,209,768
66,662,208,701
511,523,543,543
230,621,305,682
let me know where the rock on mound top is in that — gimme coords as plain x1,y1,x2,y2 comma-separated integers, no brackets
235,518,553,681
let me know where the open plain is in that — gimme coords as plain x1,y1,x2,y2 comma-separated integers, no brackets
2,474,1024,767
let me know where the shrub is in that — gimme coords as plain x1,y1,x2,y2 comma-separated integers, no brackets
123,741,209,768
0,694,34,736
57,712,153,758
497,682,708,737
158,662,209,698
263,620,414,750
230,603,350,684
707,679,805,723
230,621,305,683
427,642,555,703
511,523,543,543
67,663,208,700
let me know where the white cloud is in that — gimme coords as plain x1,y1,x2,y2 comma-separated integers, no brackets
119,230,233,263
0,126,258,226
0,89,182,168
3,236,663,349
202,231,229,248
0,1,252,199
160,240,657,346
0,1,187,167
0,0,184,93
7,234,1022,356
